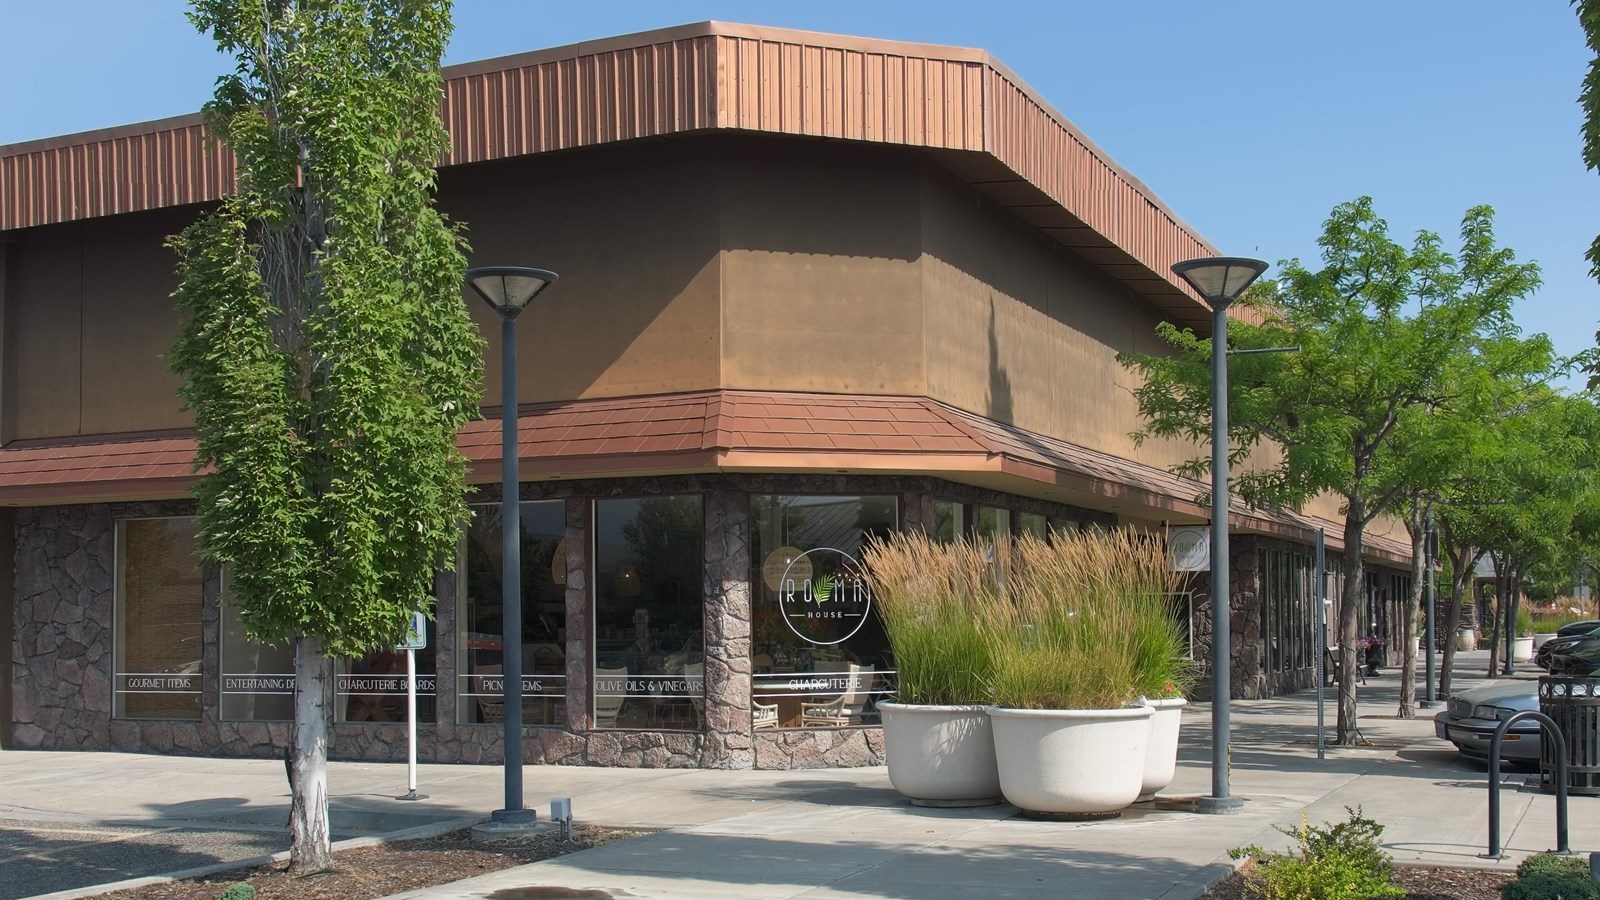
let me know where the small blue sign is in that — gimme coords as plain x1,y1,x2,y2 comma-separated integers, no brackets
396,610,428,650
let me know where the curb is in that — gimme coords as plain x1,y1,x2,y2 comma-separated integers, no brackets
20,815,486,900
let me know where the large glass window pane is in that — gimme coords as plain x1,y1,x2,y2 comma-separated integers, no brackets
223,571,438,724
1015,512,1047,538
459,501,567,726
336,614,437,723
751,495,896,730
975,506,1009,540
932,499,963,543
221,573,294,721
114,518,203,720
593,497,704,730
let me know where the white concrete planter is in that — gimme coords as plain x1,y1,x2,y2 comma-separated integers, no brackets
1456,629,1477,651
1513,636,1534,663
1534,632,1559,651
878,702,1002,807
986,705,1154,817
1138,697,1186,801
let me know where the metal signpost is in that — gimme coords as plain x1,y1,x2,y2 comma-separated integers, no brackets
1316,529,1327,760
396,609,428,802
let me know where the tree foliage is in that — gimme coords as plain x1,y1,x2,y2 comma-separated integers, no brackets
1119,197,1540,743
1575,0,1600,384
168,0,478,872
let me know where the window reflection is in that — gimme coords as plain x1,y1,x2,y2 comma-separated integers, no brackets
459,501,567,726
751,495,895,729
593,497,704,730
114,518,203,720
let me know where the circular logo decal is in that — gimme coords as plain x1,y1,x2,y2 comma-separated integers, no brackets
778,547,873,645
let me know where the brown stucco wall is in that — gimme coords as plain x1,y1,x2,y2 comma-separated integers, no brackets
439,142,722,406
3,140,728,443
719,139,925,395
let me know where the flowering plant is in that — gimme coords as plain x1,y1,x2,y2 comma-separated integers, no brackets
1354,635,1385,650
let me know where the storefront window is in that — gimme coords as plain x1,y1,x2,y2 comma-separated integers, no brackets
114,518,203,720
932,499,963,542
459,501,567,726
221,571,437,723
593,496,704,730
221,575,293,721
975,506,1009,539
1015,512,1047,538
751,495,896,729
1261,547,1315,675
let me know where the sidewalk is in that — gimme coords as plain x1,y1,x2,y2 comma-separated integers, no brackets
2,650,1587,900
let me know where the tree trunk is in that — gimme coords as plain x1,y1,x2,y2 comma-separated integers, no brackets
1398,508,1425,718
289,634,334,875
1337,510,1364,744
1437,541,1480,700
1486,555,1504,677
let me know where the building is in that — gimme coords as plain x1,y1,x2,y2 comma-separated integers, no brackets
0,22,1411,768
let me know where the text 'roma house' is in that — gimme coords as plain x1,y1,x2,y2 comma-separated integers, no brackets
0,22,1410,768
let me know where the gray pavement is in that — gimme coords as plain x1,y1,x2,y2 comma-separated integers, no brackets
0,650,1589,900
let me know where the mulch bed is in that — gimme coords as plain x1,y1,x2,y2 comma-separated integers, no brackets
1200,862,1516,900
96,824,647,900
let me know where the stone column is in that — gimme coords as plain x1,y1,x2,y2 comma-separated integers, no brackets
432,567,457,750
1231,536,1265,699
700,490,752,769
562,498,591,733
900,491,934,534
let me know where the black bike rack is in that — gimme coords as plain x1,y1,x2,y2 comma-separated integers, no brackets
1483,710,1569,859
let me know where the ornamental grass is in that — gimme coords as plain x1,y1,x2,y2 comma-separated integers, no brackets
984,530,1191,711
862,531,997,706
864,527,1192,711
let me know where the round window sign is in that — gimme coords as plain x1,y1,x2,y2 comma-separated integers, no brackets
778,547,873,646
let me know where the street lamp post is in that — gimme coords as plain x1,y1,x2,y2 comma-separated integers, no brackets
464,266,558,831
1170,256,1268,815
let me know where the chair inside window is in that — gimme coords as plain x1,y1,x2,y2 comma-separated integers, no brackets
680,661,706,727
476,665,505,724
801,663,873,727
594,666,629,726
753,696,779,730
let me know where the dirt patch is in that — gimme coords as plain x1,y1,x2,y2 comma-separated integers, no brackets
1200,862,1516,900
96,824,647,900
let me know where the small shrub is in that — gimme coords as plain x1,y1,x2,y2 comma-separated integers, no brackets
1517,853,1590,880
218,884,256,900
1501,853,1600,900
1501,874,1600,900
1229,806,1404,900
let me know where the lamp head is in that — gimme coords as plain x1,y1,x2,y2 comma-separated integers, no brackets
465,266,559,319
1171,257,1268,310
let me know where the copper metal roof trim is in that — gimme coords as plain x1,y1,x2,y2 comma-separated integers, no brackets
0,21,1215,310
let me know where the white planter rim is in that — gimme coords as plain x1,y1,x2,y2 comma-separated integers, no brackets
985,705,1153,721
877,701,990,714
1142,697,1188,709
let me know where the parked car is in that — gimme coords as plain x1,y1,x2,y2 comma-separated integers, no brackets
1548,640,1600,676
1434,680,1541,763
1555,620,1600,637
1535,630,1600,669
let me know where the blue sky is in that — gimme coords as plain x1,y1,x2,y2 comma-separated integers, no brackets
2,2,1594,388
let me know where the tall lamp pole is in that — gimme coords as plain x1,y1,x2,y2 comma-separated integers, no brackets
465,266,558,831
1422,508,1438,706
1171,256,1268,815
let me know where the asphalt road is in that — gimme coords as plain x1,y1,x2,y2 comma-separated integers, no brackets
0,816,357,900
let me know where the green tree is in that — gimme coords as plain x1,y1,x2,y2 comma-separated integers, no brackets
1577,0,1600,385
168,0,479,873
1119,198,1539,744
1376,330,1557,713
